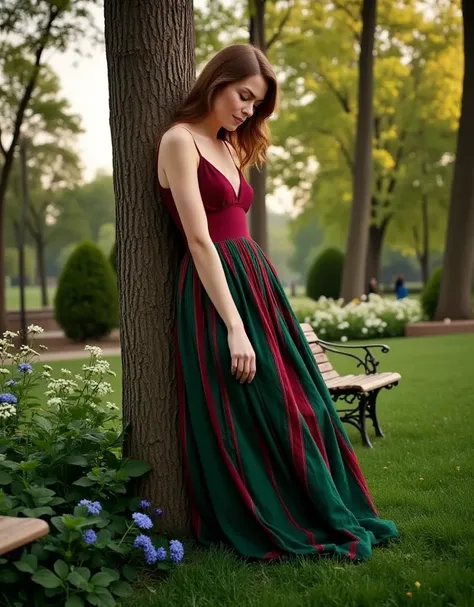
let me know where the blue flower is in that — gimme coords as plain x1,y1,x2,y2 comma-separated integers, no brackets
134,534,153,550
132,512,153,530
0,393,17,405
133,534,159,564
83,529,97,545
78,499,102,515
17,363,33,374
139,500,151,509
144,546,158,565
156,547,167,561
155,508,163,517
169,539,184,563
5,379,16,387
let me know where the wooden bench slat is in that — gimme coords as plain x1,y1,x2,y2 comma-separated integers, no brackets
320,369,339,381
318,362,334,374
315,352,329,364
0,516,50,555
327,372,401,392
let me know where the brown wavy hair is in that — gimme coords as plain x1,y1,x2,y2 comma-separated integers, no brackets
171,44,278,169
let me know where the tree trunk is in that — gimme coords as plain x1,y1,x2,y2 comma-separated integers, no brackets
104,0,194,533
435,0,474,320
249,0,268,253
341,0,377,301
365,220,387,285
0,8,58,332
413,193,430,286
36,235,48,307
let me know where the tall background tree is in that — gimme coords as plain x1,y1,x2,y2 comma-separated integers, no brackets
340,0,377,300
435,0,474,320
0,0,99,330
104,0,194,532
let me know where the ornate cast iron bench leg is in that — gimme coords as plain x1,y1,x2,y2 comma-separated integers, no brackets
367,389,385,438
331,393,373,448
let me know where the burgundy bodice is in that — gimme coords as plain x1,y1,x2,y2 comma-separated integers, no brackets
158,137,254,244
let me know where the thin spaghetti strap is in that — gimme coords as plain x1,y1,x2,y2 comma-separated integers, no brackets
174,125,202,157
223,140,239,169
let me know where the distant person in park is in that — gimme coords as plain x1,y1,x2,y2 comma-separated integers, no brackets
156,44,398,562
394,275,409,300
367,276,378,295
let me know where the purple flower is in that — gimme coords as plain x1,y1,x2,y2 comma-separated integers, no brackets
155,508,163,517
132,512,153,530
0,393,17,405
83,529,97,545
78,499,102,515
169,539,184,563
5,379,16,387
17,363,32,374
156,547,167,561
140,500,151,509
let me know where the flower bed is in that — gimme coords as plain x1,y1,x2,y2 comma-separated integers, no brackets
0,327,183,607
294,294,422,341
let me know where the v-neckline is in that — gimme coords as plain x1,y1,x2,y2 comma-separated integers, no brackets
200,155,242,200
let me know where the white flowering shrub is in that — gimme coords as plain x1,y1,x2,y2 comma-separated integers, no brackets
0,328,184,606
297,294,422,341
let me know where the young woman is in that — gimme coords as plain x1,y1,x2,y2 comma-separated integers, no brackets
157,44,399,561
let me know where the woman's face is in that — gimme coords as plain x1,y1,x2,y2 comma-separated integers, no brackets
213,74,268,131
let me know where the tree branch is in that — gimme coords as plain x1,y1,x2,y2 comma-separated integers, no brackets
266,1,294,50
332,0,361,42
317,70,351,113
314,127,354,174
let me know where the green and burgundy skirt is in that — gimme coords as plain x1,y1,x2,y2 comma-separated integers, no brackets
176,237,399,561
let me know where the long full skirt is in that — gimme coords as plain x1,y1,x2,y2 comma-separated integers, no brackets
176,237,399,561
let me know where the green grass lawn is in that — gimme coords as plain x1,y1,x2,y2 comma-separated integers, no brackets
6,285,56,310
43,333,474,606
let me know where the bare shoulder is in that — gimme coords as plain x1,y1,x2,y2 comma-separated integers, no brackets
160,125,195,152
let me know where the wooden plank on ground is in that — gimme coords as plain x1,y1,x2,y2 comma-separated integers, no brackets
0,516,49,555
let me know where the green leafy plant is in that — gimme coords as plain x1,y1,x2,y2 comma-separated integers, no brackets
54,241,118,341
0,328,184,606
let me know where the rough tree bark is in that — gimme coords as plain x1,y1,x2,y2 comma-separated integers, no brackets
104,0,194,532
249,0,268,253
365,218,388,285
341,0,377,301
435,0,474,320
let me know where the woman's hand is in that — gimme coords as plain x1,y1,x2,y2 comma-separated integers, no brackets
227,324,256,384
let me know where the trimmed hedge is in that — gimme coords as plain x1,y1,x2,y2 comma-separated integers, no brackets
55,241,118,341
421,267,442,320
306,247,344,301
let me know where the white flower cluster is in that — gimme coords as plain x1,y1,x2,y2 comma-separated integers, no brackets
85,345,103,357
27,325,44,334
0,403,16,419
303,294,422,341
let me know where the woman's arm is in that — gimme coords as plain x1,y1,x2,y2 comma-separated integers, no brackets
159,127,256,382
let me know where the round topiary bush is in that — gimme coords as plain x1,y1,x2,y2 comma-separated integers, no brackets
55,241,118,341
306,247,344,300
421,267,443,320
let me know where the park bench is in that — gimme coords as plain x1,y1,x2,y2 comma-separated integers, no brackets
0,516,49,555
300,323,401,448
